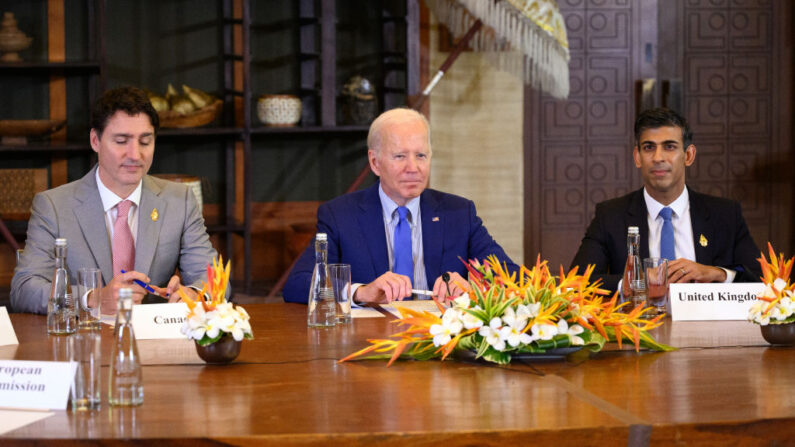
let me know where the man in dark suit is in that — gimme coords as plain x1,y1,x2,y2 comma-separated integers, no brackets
283,108,517,304
570,108,761,294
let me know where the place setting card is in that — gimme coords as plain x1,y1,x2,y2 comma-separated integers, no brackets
669,282,766,321
0,307,19,347
101,303,189,339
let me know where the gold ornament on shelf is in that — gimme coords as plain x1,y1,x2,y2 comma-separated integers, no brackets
0,12,33,62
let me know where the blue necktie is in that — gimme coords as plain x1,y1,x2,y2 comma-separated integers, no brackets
393,206,413,284
659,206,675,261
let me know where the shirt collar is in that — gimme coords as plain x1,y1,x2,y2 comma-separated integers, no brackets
378,183,420,223
643,186,689,220
95,167,143,213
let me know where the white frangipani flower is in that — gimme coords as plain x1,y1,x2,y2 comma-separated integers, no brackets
429,309,464,347
461,308,484,330
478,317,505,351
453,294,471,309
531,322,559,340
557,319,585,345
499,319,533,347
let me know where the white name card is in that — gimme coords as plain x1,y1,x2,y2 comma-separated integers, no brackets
131,303,189,340
0,307,19,347
0,360,75,410
670,283,765,321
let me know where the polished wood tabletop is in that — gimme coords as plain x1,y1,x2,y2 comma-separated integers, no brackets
2,303,795,446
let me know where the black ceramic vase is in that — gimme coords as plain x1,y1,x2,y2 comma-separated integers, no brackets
195,333,242,364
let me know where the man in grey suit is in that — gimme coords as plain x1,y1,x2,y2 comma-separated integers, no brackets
11,86,221,314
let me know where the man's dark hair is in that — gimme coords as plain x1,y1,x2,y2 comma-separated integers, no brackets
90,86,159,137
634,107,693,149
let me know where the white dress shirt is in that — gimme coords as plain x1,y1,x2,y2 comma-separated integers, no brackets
378,185,428,292
95,168,143,249
643,187,735,283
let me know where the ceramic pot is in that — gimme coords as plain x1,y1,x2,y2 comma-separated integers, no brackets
195,334,242,364
760,322,795,346
257,94,301,127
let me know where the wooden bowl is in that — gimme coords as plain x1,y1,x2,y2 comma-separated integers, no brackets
158,99,223,129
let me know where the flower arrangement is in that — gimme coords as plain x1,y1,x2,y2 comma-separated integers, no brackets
748,243,794,326
178,256,253,346
340,255,674,366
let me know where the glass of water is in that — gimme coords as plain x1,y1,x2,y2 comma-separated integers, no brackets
78,268,103,329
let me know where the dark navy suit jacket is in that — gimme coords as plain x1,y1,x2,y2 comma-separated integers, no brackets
569,187,762,293
283,182,518,303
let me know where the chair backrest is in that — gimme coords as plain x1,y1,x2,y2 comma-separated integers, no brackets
0,169,48,221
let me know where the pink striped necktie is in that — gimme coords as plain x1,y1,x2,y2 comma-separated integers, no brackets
112,200,135,277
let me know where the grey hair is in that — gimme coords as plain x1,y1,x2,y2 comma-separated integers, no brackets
367,107,431,155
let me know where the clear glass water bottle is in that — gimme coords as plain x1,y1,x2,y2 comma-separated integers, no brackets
307,233,337,327
622,226,647,308
47,237,76,335
109,288,143,406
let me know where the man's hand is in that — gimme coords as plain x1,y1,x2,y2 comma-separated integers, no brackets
667,259,727,283
353,272,412,304
432,272,467,300
150,274,197,303
99,270,150,314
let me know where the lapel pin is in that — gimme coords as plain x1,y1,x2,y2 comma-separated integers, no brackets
151,208,159,222
432,217,439,222
699,234,708,247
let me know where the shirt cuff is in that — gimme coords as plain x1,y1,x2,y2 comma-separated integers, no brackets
351,283,365,307
720,267,736,283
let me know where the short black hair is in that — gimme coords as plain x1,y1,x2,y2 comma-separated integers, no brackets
90,86,159,137
634,108,693,149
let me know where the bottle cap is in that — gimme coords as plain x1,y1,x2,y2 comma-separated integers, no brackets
55,238,67,246
627,226,639,234
316,233,327,241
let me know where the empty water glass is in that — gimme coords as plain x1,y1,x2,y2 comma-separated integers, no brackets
78,268,103,329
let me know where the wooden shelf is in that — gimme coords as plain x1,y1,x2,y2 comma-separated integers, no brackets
251,125,369,135
158,127,243,138
0,142,91,153
0,61,101,75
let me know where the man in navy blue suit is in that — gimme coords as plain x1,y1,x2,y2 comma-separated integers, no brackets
283,108,517,304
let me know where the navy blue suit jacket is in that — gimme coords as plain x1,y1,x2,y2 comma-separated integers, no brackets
569,187,762,293
283,182,518,303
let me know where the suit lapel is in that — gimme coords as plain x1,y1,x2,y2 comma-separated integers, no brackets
420,190,442,282
688,188,712,264
357,183,389,276
627,189,651,260
73,167,113,284
135,176,166,276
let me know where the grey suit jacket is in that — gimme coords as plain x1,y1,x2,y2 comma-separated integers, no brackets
11,166,221,314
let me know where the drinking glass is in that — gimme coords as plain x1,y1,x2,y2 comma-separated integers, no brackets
643,257,669,317
69,330,101,411
78,268,103,329
329,263,352,324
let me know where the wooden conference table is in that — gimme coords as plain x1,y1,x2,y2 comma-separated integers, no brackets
2,302,795,446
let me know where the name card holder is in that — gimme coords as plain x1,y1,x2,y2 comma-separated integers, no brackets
131,303,190,340
0,307,19,347
670,283,765,321
0,360,75,410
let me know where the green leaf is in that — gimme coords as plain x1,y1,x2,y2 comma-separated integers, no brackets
482,349,512,365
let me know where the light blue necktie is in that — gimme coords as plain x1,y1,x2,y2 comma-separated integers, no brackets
393,206,413,284
659,206,675,261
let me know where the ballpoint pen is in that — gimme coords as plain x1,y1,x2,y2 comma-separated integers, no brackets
412,289,434,296
120,269,169,297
